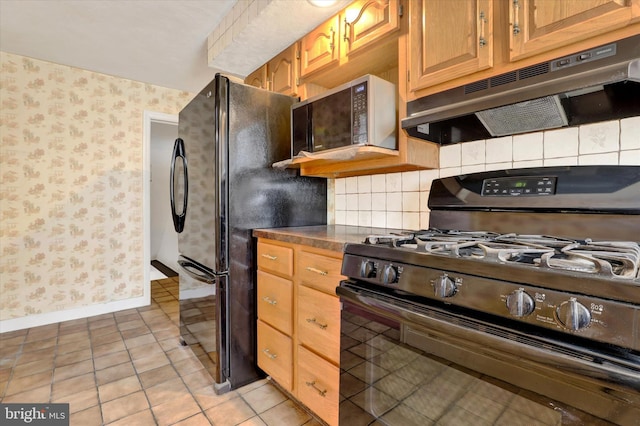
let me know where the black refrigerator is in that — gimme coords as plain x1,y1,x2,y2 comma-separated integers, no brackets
170,74,327,393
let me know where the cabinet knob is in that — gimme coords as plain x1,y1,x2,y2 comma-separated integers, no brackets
261,253,278,261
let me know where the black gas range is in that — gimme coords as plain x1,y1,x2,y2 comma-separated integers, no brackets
337,166,640,425
343,228,640,350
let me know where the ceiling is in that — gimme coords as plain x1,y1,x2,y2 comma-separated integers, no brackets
0,0,349,93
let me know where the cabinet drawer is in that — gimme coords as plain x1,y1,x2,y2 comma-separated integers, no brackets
257,242,293,277
257,271,293,335
297,285,340,364
297,345,339,426
257,320,292,391
298,251,343,295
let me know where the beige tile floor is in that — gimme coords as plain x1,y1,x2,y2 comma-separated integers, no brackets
0,277,323,426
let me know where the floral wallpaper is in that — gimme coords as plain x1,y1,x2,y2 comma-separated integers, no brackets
0,52,193,323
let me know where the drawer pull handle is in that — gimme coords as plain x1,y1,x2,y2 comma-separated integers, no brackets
305,381,327,397
306,318,327,330
262,296,277,305
306,266,327,276
263,349,277,359
261,254,278,261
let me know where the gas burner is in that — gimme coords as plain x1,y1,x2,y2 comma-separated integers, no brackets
415,229,501,242
364,229,640,280
494,234,576,248
537,240,640,279
477,243,555,263
363,233,414,247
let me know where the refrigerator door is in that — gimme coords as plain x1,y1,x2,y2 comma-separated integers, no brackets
223,77,327,390
176,77,221,273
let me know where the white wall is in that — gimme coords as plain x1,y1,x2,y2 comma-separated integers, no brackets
150,121,180,272
332,117,640,229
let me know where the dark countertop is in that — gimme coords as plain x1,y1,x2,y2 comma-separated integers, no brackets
253,225,407,253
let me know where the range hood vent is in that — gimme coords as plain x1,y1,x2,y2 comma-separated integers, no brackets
476,95,568,137
403,35,640,145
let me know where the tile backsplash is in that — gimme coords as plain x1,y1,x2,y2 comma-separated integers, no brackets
332,117,640,229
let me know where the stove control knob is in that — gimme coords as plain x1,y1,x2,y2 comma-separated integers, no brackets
359,260,376,278
555,298,591,331
382,265,398,284
433,274,457,298
505,288,535,317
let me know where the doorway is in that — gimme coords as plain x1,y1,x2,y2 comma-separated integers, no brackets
143,111,179,302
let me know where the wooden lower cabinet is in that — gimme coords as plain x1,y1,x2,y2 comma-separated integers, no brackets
257,320,293,391
257,241,293,277
257,270,293,335
297,346,340,426
297,285,340,364
256,238,343,426
298,250,344,295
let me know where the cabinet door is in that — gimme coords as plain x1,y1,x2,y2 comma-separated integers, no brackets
408,0,493,92
268,44,299,96
342,0,399,58
297,346,339,426
257,271,293,335
257,241,293,278
297,285,341,364
245,65,267,89
298,251,343,295
300,15,340,78
257,320,292,391
509,0,640,61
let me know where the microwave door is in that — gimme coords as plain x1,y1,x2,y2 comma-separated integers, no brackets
311,88,352,152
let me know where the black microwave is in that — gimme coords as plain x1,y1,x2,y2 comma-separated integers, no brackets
291,75,397,156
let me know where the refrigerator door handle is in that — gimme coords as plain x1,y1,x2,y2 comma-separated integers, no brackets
178,258,215,284
170,138,188,233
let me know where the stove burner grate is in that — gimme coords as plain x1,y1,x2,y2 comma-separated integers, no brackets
364,229,640,280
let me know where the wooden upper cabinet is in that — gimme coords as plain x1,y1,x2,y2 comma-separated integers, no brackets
246,65,267,90
509,0,640,61
342,0,399,58
408,0,494,92
268,44,299,96
300,15,340,78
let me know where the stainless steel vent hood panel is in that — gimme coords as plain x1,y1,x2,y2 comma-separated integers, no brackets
402,35,640,145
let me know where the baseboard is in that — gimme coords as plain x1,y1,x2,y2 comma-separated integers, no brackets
0,295,150,333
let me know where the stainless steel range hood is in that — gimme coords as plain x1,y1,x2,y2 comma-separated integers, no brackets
402,35,640,145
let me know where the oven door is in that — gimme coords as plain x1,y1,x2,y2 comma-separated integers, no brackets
337,281,640,426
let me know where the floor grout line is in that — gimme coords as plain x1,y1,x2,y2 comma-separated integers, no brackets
1,278,322,426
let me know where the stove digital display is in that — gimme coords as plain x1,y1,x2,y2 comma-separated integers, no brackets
482,176,557,196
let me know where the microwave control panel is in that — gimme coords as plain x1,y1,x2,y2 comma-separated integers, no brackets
352,82,368,144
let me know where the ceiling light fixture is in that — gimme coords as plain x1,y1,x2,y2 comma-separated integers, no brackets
307,0,338,7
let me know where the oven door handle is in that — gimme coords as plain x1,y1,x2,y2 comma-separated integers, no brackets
337,283,640,393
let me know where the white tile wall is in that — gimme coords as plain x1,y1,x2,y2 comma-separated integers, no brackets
331,118,640,229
